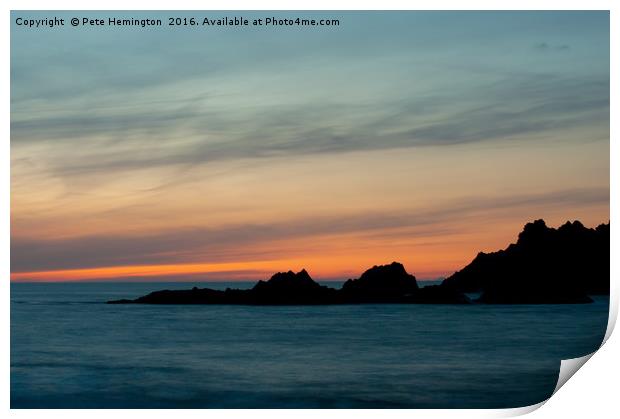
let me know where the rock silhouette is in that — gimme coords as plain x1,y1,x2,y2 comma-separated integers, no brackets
249,269,339,304
108,262,468,305
441,220,609,303
108,219,608,306
342,262,418,301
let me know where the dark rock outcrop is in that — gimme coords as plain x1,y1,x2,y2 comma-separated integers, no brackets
116,287,236,305
441,220,609,304
108,263,469,305
339,262,470,304
249,269,339,304
108,219,608,306
341,262,419,302
111,270,339,305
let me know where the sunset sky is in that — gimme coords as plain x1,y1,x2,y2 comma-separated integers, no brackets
11,11,609,282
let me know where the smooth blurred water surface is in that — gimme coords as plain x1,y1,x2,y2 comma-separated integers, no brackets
11,282,608,408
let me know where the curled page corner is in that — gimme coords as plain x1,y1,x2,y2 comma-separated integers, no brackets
550,294,616,399
501,400,547,417
550,298,617,398
553,352,595,395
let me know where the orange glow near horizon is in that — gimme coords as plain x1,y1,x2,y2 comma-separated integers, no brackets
10,250,464,282
10,227,480,282
11,261,288,282
8,263,405,283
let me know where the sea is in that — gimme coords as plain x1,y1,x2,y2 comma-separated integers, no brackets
10,281,609,409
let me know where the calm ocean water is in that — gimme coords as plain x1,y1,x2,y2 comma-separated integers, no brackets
11,282,609,408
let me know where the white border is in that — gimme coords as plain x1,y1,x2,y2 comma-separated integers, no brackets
1,0,617,11
3,1,617,418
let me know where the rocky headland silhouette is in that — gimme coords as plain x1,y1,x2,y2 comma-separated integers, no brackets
108,220,609,305
441,220,609,304
108,262,470,305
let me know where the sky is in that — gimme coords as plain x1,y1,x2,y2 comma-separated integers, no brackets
10,11,610,282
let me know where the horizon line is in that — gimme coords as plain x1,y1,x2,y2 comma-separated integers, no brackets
10,218,609,283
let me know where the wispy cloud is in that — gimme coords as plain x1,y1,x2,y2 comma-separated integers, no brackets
11,71,609,184
535,42,571,51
